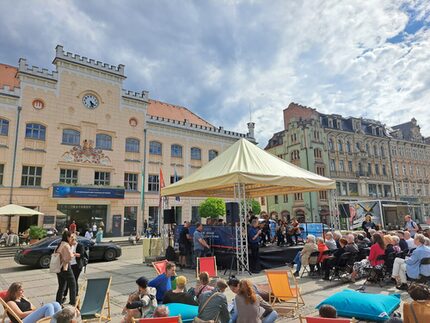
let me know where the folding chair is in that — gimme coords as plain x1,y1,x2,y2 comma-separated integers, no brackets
132,316,181,323
0,291,50,323
196,256,217,278
265,269,305,316
298,315,356,322
417,257,430,285
79,277,112,322
152,259,169,275
301,251,320,277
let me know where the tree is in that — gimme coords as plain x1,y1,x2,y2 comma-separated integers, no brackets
199,198,226,219
241,199,261,215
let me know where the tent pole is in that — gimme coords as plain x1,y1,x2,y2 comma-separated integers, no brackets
234,183,249,273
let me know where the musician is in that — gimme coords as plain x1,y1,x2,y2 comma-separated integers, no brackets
248,218,262,273
290,218,301,245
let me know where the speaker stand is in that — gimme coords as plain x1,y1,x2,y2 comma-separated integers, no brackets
224,251,252,277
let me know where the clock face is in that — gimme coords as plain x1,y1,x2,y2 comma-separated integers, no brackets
82,94,99,109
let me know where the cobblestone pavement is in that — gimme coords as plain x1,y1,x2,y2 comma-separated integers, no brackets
0,247,412,322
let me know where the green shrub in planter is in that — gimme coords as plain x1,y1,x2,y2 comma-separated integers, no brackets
29,226,47,240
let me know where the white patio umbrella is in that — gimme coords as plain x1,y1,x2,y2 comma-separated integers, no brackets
0,204,44,230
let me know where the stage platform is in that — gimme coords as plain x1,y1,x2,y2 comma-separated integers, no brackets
213,244,303,270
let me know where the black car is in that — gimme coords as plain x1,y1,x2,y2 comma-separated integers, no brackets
15,236,122,268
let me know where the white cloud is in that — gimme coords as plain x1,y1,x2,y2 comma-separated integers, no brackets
0,0,429,146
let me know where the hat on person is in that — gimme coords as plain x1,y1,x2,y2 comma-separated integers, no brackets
136,276,149,288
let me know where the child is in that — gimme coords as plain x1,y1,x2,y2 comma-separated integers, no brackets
121,292,141,323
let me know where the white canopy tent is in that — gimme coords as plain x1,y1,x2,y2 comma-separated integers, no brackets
161,138,336,272
0,204,44,231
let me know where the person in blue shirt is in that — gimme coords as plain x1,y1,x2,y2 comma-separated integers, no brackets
248,218,262,273
404,214,419,238
391,233,430,290
193,223,210,268
148,262,177,303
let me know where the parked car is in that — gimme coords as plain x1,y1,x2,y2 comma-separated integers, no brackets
14,236,122,268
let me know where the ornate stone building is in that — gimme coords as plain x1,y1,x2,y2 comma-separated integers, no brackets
266,102,430,225
0,46,254,235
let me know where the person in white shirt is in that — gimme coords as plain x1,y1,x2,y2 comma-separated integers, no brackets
404,231,416,250
84,230,92,240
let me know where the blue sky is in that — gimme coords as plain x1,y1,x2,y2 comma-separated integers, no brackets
0,0,429,145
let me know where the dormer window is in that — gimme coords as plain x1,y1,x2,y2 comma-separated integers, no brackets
328,119,333,128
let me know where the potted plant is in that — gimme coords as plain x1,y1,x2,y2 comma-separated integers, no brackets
29,225,47,244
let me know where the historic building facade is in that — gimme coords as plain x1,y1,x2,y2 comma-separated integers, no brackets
265,103,430,225
0,46,254,235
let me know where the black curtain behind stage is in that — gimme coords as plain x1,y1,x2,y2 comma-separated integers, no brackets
213,245,303,270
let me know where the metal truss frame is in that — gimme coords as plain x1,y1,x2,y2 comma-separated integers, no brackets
328,189,341,230
234,183,249,273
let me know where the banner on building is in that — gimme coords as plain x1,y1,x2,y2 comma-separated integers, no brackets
52,186,125,199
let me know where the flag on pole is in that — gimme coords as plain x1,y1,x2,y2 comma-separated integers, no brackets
174,166,181,202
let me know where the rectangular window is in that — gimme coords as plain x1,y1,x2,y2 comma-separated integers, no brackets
349,183,358,196
59,169,78,184
25,124,46,140
148,206,159,232
319,191,327,200
384,185,391,197
368,184,377,197
339,160,345,172
348,161,353,172
174,206,182,224
0,119,9,136
402,164,406,175
124,173,138,191
404,183,409,195
316,166,325,176
395,163,399,176
329,159,336,172
382,165,387,176
94,171,110,186
148,174,159,192
170,175,183,184
375,164,380,175
260,197,265,206
21,166,42,187
409,164,413,176
191,206,200,224
294,193,303,200
283,194,288,203
367,163,372,175
274,195,279,204
396,182,402,195
0,164,4,185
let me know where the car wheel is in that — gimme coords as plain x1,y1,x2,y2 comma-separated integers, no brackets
104,249,116,261
39,255,51,268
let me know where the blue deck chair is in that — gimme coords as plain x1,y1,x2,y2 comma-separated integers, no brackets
79,277,112,322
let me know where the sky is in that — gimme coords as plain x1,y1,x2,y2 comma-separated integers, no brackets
0,0,430,146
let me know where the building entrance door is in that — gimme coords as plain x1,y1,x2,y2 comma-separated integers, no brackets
57,205,107,234
18,215,39,233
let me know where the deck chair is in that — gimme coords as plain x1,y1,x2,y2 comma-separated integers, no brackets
0,291,50,323
79,277,112,322
152,259,169,275
196,256,217,278
298,315,356,322
265,269,304,316
133,316,181,323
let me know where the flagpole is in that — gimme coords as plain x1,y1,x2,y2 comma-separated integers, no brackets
140,129,147,235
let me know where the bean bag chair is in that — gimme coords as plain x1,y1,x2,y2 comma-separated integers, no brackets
165,303,198,323
316,289,400,321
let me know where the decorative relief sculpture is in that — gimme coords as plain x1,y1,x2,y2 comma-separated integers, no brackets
61,139,111,165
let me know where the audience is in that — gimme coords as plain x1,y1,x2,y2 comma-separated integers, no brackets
232,279,277,323
292,234,318,277
356,234,369,249
324,232,337,250
153,305,169,318
123,276,157,321
5,282,61,322
345,234,359,254
148,262,176,303
392,234,430,290
162,276,198,306
350,233,385,282
53,305,80,323
316,237,330,266
333,231,342,248
403,283,430,323
391,235,402,253
322,238,348,280
194,271,214,302
319,304,337,318
397,231,409,251
197,279,230,323
404,231,416,250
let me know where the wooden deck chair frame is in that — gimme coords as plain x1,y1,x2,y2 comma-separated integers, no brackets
79,277,112,322
132,315,182,323
152,259,169,275
0,297,50,323
196,256,218,278
265,269,305,316
298,314,357,323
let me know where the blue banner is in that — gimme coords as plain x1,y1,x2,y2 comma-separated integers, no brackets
52,186,125,199
175,225,236,248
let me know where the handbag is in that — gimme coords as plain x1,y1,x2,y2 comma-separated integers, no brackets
49,252,62,273
193,292,220,323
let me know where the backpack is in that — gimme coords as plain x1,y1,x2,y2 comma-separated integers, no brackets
49,252,62,273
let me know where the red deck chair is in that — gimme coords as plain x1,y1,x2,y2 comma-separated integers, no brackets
152,259,169,275
133,316,181,323
299,315,356,323
196,256,217,278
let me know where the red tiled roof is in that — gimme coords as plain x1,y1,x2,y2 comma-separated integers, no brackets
0,64,19,90
148,99,213,127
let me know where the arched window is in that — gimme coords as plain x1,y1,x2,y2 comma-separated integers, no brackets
25,123,46,140
328,138,334,151
0,118,9,136
125,138,140,152
291,150,300,160
346,141,351,153
380,146,385,157
171,144,183,158
149,141,162,155
338,140,343,152
208,149,218,161
355,142,360,152
191,147,201,160
96,134,112,150
62,129,80,145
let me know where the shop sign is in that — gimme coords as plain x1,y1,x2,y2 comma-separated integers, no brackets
53,186,125,199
